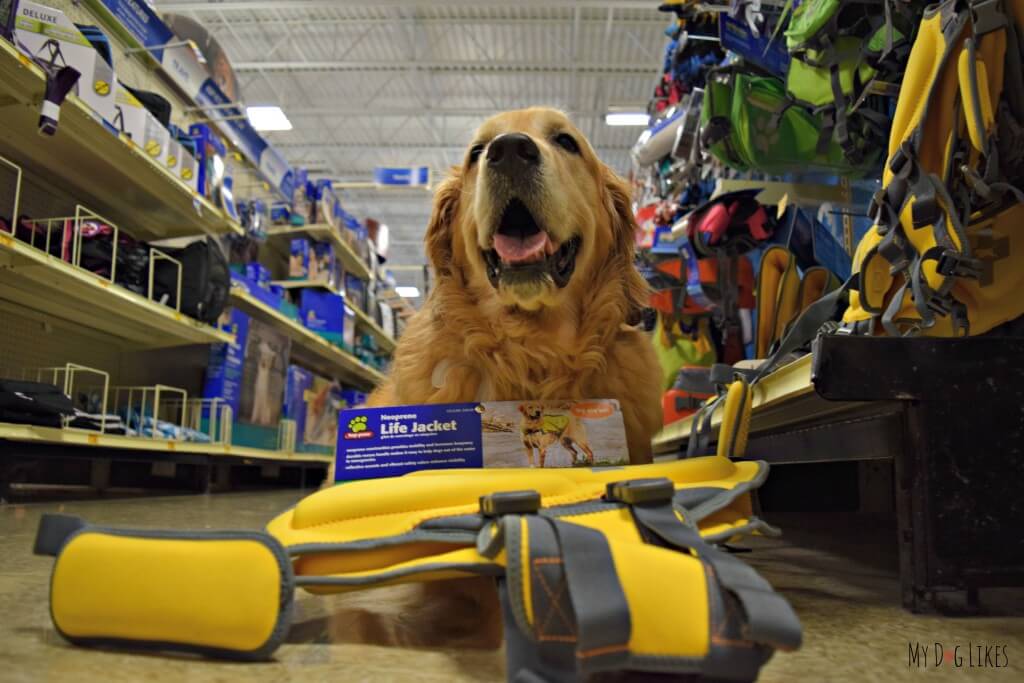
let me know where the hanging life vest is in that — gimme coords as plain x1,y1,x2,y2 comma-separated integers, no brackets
842,0,1024,336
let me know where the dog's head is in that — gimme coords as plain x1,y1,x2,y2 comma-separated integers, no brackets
518,401,544,420
425,108,647,314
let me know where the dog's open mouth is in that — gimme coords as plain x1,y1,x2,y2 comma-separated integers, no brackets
482,198,580,289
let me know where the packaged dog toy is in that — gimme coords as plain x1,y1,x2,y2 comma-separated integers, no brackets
336,399,629,481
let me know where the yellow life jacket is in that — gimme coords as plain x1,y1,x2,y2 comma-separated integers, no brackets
34,456,801,681
540,413,571,434
842,0,1024,336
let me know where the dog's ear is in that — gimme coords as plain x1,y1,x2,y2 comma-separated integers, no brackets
424,168,463,278
603,166,650,324
517,403,526,415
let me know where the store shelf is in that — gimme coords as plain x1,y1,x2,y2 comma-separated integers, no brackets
652,355,816,454
378,288,419,319
0,232,234,348
0,422,333,464
0,40,242,241
350,305,396,352
266,224,372,281
267,278,396,352
229,286,384,389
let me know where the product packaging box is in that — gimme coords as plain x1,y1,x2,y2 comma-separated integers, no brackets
335,399,629,481
228,317,291,449
284,366,351,454
299,289,345,346
289,238,310,279
165,138,182,176
179,148,198,187
230,271,281,310
15,2,117,125
246,262,271,288
312,241,339,287
344,274,366,312
202,307,250,418
114,83,169,165
342,304,356,350
189,123,227,201
378,300,395,339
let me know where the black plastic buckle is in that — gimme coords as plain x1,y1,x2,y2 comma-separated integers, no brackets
605,478,675,506
926,292,955,316
936,251,984,279
479,490,541,517
970,0,1007,36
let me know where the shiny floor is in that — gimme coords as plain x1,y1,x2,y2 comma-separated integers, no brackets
1,491,1021,682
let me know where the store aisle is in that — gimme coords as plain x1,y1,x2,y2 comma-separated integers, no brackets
2,496,1020,682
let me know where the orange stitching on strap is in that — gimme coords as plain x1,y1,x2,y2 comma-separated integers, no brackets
532,556,576,641
576,643,629,659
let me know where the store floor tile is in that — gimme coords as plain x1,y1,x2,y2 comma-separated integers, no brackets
1,493,1021,682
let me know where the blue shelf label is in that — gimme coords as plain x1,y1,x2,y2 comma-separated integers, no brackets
373,166,431,187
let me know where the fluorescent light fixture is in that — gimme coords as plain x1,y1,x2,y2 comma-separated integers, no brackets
605,112,650,127
395,286,421,298
247,106,292,131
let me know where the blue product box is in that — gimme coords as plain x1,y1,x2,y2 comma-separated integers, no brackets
246,262,271,288
344,274,366,312
271,203,291,225
189,123,227,201
341,389,367,408
230,271,282,310
202,308,250,418
312,241,338,286
343,304,356,350
719,14,790,79
335,400,630,481
283,364,314,448
289,238,311,279
300,289,345,345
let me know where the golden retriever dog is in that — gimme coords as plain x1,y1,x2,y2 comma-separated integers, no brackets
322,108,661,654
517,401,594,467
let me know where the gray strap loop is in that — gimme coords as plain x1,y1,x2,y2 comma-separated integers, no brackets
627,503,802,652
543,518,632,675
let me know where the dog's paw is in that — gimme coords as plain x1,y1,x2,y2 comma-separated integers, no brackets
348,416,369,433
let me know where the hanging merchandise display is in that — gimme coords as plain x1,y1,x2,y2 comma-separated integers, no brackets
842,0,1024,337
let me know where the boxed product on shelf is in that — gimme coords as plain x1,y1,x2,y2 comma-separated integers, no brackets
202,307,250,418
283,366,344,453
299,288,347,346
378,300,395,339
230,271,281,310
245,262,271,288
342,304,356,349
312,241,341,288
335,399,630,481
235,317,292,449
14,2,117,126
189,123,228,202
289,238,310,279
315,180,338,228
114,83,170,165
291,168,313,224
179,147,197,185
344,274,366,312
165,139,182,176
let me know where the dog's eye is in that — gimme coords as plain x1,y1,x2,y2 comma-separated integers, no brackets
553,133,580,154
468,144,485,165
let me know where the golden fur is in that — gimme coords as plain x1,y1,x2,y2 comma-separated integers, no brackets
321,108,661,653
368,107,661,460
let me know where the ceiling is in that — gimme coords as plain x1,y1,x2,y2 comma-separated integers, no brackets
153,0,668,289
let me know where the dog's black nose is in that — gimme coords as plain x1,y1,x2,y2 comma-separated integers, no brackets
486,133,540,176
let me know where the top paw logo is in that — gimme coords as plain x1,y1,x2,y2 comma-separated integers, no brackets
343,415,373,440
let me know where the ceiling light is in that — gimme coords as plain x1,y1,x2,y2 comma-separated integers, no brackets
395,286,420,298
605,112,650,127
247,106,292,131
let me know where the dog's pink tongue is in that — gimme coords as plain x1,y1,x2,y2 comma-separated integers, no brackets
493,231,550,264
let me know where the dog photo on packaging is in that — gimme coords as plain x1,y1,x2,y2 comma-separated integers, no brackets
239,319,291,426
481,399,628,468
